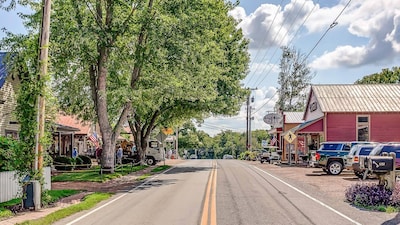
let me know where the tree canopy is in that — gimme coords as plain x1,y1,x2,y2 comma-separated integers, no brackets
1,0,250,171
276,46,313,112
355,67,400,84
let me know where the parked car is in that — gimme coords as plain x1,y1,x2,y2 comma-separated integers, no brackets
316,141,377,175
358,143,400,178
259,150,271,163
223,154,234,159
315,142,351,175
345,143,378,178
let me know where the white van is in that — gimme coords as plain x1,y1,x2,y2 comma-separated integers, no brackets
145,140,165,165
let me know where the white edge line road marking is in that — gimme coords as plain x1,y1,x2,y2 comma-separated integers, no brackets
253,166,362,225
66,167,176,225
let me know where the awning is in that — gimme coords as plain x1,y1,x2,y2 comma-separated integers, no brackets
282,117,323,135
55,123,80,133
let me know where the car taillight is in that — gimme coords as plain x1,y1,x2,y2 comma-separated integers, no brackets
353,156,359,163
316,153,320,161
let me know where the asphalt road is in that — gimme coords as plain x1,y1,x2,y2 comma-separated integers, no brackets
53,159,400,225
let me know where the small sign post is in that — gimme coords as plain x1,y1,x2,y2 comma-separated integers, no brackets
284,131,297,164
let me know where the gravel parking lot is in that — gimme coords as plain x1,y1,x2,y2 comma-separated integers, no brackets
249,160,376,200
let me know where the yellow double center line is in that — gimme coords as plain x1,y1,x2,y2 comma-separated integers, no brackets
201,161,217,225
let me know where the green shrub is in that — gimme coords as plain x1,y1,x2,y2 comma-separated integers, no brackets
77,155,92,168
53,156,73,171
0,136,19,172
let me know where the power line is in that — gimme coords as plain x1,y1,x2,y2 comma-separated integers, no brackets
250,0,319,88
245,0,286,86
245,0,298,88
304,0,352,61
251,90,278,115
250,0,351,115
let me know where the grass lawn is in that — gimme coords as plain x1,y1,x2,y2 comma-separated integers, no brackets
2,164,171,222
17,192,112,225
0,190,80,220
52,164,171,182
52,164,149,182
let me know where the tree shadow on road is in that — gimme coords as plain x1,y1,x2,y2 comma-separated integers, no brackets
165,166,211,174
129,166,211,192
381,213,400,225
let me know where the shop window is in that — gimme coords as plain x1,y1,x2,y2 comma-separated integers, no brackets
357,115,369,141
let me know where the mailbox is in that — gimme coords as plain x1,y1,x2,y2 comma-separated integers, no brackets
367,156,394,172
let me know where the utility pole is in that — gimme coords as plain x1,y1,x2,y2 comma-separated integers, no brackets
246,88,256,151
246,95,250,151
36,0,51,171
32,0,51,210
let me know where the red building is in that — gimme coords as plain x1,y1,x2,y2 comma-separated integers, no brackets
295,84,400,150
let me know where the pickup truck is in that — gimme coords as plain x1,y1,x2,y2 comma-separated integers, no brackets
316,141,375,175
315,142,351,175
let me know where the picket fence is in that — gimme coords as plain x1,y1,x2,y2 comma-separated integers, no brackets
0,167,51,203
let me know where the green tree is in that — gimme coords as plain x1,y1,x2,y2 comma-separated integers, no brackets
213,130,245,158
0,1,56,181
251,129,269,149
355,67,400,84
124,1,249,163
178,122,215,158
2,0,249,172
276,46,313,112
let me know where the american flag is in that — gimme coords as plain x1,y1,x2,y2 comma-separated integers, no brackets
88,132,99,147
270,136,277,146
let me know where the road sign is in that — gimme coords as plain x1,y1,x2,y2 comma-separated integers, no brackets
162,127,174,135
263,113,282,127
284,130,296,143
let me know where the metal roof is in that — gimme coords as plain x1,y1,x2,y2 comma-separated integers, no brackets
312,84,400,112
283,112,304,123
0,52,7,89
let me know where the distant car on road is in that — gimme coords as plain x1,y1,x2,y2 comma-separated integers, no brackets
223,154,234,159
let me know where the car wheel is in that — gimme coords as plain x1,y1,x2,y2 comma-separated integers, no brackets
327,161,343,175
146,157,155,166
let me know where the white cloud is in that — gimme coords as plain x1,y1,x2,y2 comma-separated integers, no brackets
233,1,317,49
307,0,400,69
234,0,400,70
385,13,400,52
310,45,367,69
228,6,247,22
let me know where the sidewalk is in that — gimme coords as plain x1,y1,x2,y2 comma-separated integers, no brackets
0,159,184,225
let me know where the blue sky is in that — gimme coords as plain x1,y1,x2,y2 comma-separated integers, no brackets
1,1,400,136
199,0,400,136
